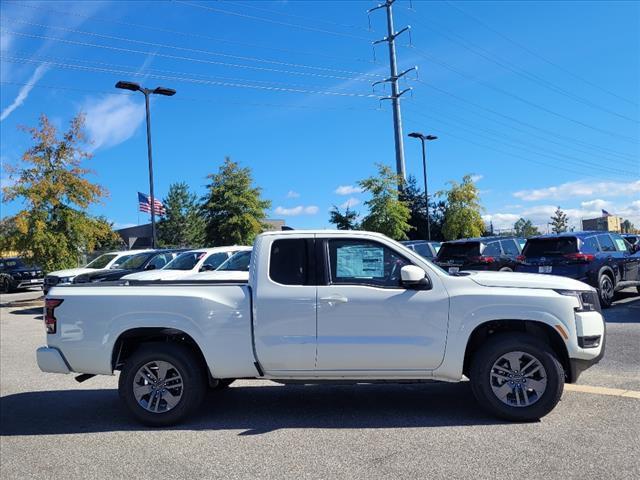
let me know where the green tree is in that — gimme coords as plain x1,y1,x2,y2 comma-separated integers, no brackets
358,163,411,240
439,174,485,240
1,114,118,271
550,207,569,233
157,182,205,247
513,218,541,237
329,205,358,230
621,219,635,234
201,157,271,246
399,175,447,241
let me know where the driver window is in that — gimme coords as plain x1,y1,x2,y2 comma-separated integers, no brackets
328,239,412,288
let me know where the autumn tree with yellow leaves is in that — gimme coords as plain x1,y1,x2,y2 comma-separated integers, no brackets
1,114,120,272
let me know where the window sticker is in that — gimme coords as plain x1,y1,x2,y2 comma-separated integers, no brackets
336,245,384,278
614,238,627,251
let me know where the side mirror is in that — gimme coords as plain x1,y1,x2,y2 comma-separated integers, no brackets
144,264,156,271
199,264,215,272
401,265,431,289
632,244,640,254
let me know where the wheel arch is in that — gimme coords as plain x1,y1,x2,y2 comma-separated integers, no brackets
462,319,572,382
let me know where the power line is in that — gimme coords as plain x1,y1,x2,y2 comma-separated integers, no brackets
410,46,639,144
398,6,638,124
3,18,383,80
413,78,639,162
0,28,378,84
2,0,379,65
405,103,638,177
173,0,373,41
444,0,638,106
0,55,380,98
0,80,381,112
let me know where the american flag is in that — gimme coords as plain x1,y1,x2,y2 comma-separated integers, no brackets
138,192,166,215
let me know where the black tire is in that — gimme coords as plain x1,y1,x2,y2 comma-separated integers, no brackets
598,274,615,309
211,378,235,390
0,277,10,294
469,333,564,422
118,343,207,427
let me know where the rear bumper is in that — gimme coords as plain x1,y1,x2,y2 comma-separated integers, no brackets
36,346,71,374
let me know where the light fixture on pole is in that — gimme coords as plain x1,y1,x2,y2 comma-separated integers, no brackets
408,132,438,241
115,81,176,249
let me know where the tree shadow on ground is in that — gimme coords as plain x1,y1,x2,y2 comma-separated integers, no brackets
0,382,513,436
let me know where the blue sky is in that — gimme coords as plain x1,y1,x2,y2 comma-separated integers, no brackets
1,0,639,233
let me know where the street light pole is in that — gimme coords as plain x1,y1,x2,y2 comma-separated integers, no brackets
115,81,176,249
408,132,438,241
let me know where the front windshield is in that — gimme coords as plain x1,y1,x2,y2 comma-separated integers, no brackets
120,252,155,270
86,253,117,269
164,251,205,271
217,251,252,271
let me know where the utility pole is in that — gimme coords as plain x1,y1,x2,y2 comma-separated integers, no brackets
369,0,414,189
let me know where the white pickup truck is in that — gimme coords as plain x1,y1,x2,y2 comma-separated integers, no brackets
37,230,605,426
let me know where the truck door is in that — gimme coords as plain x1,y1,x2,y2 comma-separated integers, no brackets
315,237,449,373
252,235,318,373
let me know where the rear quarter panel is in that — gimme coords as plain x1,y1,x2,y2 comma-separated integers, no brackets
46,284,256,378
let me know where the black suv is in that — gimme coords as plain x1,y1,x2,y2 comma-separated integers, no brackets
0,257,44,293
515,231,640,307
73,249,187,284
400,240,441,259
435,236,525,273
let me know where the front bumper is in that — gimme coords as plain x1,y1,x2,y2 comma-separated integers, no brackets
36,346,71,374
16,278,44,289
568,311,606,382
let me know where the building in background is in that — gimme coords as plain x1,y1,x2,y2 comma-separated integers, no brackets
581,215,622,233
116,219,286,249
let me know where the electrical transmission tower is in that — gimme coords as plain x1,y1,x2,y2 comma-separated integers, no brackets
368,0,415,186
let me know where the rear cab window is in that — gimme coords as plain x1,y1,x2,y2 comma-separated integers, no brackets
522,237,578,257
269,239,310,285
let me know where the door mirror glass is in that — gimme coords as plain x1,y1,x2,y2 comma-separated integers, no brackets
401,265,430,288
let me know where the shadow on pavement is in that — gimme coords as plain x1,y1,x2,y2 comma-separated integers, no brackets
8,307,43,316
606,292,640,323
0,382,509,436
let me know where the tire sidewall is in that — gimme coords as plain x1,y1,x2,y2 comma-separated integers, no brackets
119,344,206,426
598,274,614,308
470,334,564,421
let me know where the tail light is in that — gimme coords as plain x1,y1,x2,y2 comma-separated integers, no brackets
44,298,63,334
563,253,595,263
516,255,526,262
470,256,495,264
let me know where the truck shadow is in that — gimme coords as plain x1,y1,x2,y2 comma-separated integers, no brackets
0,382,512,436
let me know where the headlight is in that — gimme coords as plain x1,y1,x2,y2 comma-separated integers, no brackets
555,290,601,313
59,276,74,284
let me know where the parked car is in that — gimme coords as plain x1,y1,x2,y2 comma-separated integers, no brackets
73,249,188,284
39,230,605,426
44,250,149,294
0,257,44,293
515,231,640,307
435,236,525,273
401,240,441,259
622,233,639,246
122,246,251,281
182,249,253,282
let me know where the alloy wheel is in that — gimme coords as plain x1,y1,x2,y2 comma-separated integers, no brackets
133,360,184,413
489,351,547,407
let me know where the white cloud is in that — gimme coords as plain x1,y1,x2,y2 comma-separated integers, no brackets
335,185,363,195
286,190,300,198
274,205,319,216
82,95,145,150
471,174,483,183
0,64,49,122
514,180,640,201
580,199,611,210
339,197,360,209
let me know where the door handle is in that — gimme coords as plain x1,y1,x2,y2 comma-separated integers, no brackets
320,295,348,305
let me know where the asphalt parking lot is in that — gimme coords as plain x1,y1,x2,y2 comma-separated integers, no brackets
1,288,639,479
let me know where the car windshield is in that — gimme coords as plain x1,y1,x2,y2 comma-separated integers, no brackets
438,242,480,259
120,252,155,270
164,251,205,270
86,253,117,269
217,251,252,271
522,237,578,257
3,259,26,268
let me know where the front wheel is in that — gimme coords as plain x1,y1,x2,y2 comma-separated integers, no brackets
469,333,564,422
118,343,207,426
598,274,615,309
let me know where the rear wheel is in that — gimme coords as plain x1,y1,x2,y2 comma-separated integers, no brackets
470,333,564,422
118,343,207,426
0,277,10,294
598,274,615,309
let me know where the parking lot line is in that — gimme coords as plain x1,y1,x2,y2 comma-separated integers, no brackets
565,383,640,399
